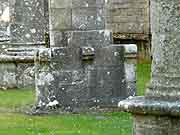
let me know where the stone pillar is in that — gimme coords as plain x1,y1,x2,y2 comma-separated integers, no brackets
119,0,180,134
10,0,49,88
33,0,136,113
10,0,48,43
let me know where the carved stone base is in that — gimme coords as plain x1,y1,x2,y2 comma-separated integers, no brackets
119,96,180,135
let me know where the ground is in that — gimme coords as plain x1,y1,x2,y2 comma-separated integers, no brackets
0,64,151,135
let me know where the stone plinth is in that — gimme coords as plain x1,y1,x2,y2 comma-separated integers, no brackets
119,0,180,134
32,0,137,113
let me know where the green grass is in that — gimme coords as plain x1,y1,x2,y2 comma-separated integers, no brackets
0,64,151,135
0,88,35,109
137,64,151,96
0,112,132,135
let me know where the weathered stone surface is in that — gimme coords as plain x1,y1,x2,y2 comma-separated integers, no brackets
119,0,180,135
106,0,150,34
34,45,134,111
133,115,180,135
32,0,137,113
0,0,137,113
0,0,49,89
10,0,48,43
0,0,10,41
0,63,16,89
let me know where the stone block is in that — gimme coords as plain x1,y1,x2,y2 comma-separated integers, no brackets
50,0,72,8
50,8,72,30
72,8,105,30
0,63,17,89
10,23,45,43
72,0,105,8
50,31,70,47
16,64,35,88
67,30,112,48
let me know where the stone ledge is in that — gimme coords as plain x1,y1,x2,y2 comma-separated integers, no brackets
113,33,150,41
118,96,180,117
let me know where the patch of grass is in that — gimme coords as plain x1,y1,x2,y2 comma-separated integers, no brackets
137,64,151,96
0,112,132,135
0,88,35,110
0,64,151,135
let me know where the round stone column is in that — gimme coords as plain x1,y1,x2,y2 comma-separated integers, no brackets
119,0,180,134
146,0,180,100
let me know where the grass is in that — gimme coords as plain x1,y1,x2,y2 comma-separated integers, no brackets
0,64,151,135
0,112,132,135
0,88,35,110
137,63,151,96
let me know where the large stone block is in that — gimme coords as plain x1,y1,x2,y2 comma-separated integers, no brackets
0,63,17,89
50,0,72,8
34,43,136,112
67,30,112,48
10,23,45,43
72,8,105,30
50,8,72,30
16,64,35,88
50,31,70,47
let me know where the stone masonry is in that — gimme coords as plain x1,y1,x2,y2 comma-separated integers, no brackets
0,0,137,113
0,0,147,89
32,0,137,113
107,0,151,61
106,0,150,34
119,0,180,134
0,0,48,89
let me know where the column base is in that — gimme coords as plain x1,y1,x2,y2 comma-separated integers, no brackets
118,96,180,135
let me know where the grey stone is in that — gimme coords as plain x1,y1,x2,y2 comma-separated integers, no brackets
0,0,49,89
0,0,10,41
10,0,48,43
119,0,180,135
0,63,17,89
0,0,137,113
50,8,72,31
33,0,137,113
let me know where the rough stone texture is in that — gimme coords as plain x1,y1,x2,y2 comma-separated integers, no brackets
107,0,151,61
0,0,49,89
119,0,180,134
33,0,137,112
146,0,180,100
10,0,49,43
0,0,10,41
106,0,150,34
0,63,17,89
34,46,136,112
0,0,149,89
133,115,180,135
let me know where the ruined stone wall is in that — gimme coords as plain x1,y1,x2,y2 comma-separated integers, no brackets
0,0,49,89
106,0,150,34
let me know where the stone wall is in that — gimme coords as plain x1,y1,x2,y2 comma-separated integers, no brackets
106,0,150,34
0,0,140,90
0,0,49,89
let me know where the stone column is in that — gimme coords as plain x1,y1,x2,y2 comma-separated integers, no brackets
3,0,49,88
119,0,180,134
